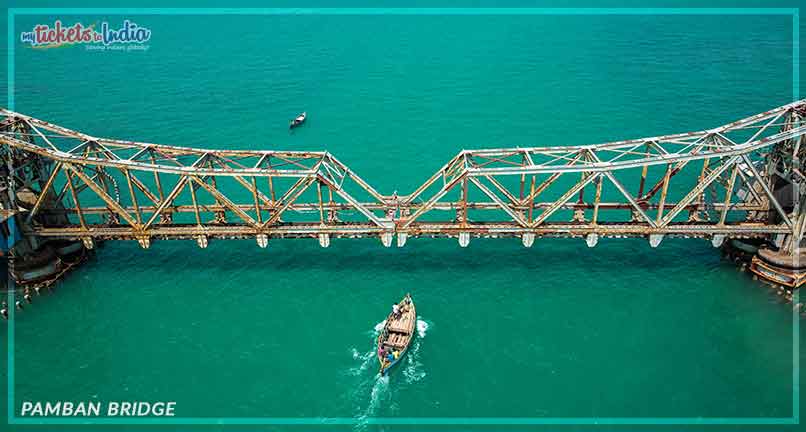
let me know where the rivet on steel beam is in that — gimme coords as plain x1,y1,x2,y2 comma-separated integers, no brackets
397,233,408,248
256,234,269,248
649,234,664,248
522,233,535,248
318,233,330,248
380,232,393,248
458,232,470,248
711,234,726,248
586,233,599,248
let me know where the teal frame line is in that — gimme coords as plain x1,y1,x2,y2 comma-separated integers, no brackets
5,6,800,426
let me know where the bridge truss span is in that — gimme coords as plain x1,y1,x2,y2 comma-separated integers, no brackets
1,100,804,252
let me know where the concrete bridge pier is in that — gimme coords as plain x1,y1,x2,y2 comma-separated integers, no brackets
748,114,805,289
749,210,805,289
0,117,87,295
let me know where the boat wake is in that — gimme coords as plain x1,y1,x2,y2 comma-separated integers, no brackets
347,319,389,375
416,317,429,337
354,375,391,430
402,317,429,383
348,347,376,376
373,319,387,334
403,340,426,383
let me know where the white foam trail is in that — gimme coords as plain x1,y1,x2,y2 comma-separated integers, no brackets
416,318,429,338
373,319,387,333
348,347,376,376
403,340,426,383
354,375,389,430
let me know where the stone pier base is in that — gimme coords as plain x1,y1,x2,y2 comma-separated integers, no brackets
749,248,806,289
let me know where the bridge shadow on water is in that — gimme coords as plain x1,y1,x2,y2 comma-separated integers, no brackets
85,235,725,274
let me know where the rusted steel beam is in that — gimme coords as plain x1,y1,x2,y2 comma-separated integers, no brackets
317,181,325,225
124,169,142,224
251,176,262,224
659,156,739,227
190,176,257,228
741,154,793,228
25,161,62,224
592,175,603,225
143,176,189,229
189,177,202,227
25,222,791,239
719,165,739,226
656,164,672,224
469,177,528,227
41,201,770,216
264,177,316,227
65,164,141,228
64,169,86,230
527,175,536,223
602,171,656,227
531,173,597,227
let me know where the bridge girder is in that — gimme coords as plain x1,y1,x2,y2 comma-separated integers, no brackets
1,101,804,249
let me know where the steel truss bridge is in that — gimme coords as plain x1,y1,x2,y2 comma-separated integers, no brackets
1,101,804,255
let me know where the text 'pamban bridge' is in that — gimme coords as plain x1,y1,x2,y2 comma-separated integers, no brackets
1,100,805,313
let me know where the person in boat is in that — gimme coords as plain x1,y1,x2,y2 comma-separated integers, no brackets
393,350,400,360
378,345,386,359
392,303,400,318
386,351,395,362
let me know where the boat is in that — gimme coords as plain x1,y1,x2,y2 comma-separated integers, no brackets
376,293,416,376
289,112,307,129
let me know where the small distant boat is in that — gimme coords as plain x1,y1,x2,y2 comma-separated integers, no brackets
289,112,307,129
376,293,416,376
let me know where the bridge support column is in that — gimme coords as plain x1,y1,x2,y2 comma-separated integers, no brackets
648,234,664,248
380,232,393,248
750,213,806,289
1,118,89,297
137,237,151,249
458,232,470,248
82,238,94,250
521,233,535,248
397,233,408,248
711,235,726,248
256,234,269,248
586,233,599,248
748,112,805,290
318,233,330,248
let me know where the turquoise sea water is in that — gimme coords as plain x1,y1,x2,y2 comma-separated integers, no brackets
1,8,804,430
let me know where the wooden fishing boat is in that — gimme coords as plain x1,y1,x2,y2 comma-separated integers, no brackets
289,112,307,129
376,293,416,376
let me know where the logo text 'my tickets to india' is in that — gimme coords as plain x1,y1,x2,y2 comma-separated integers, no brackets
19,20,151,48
